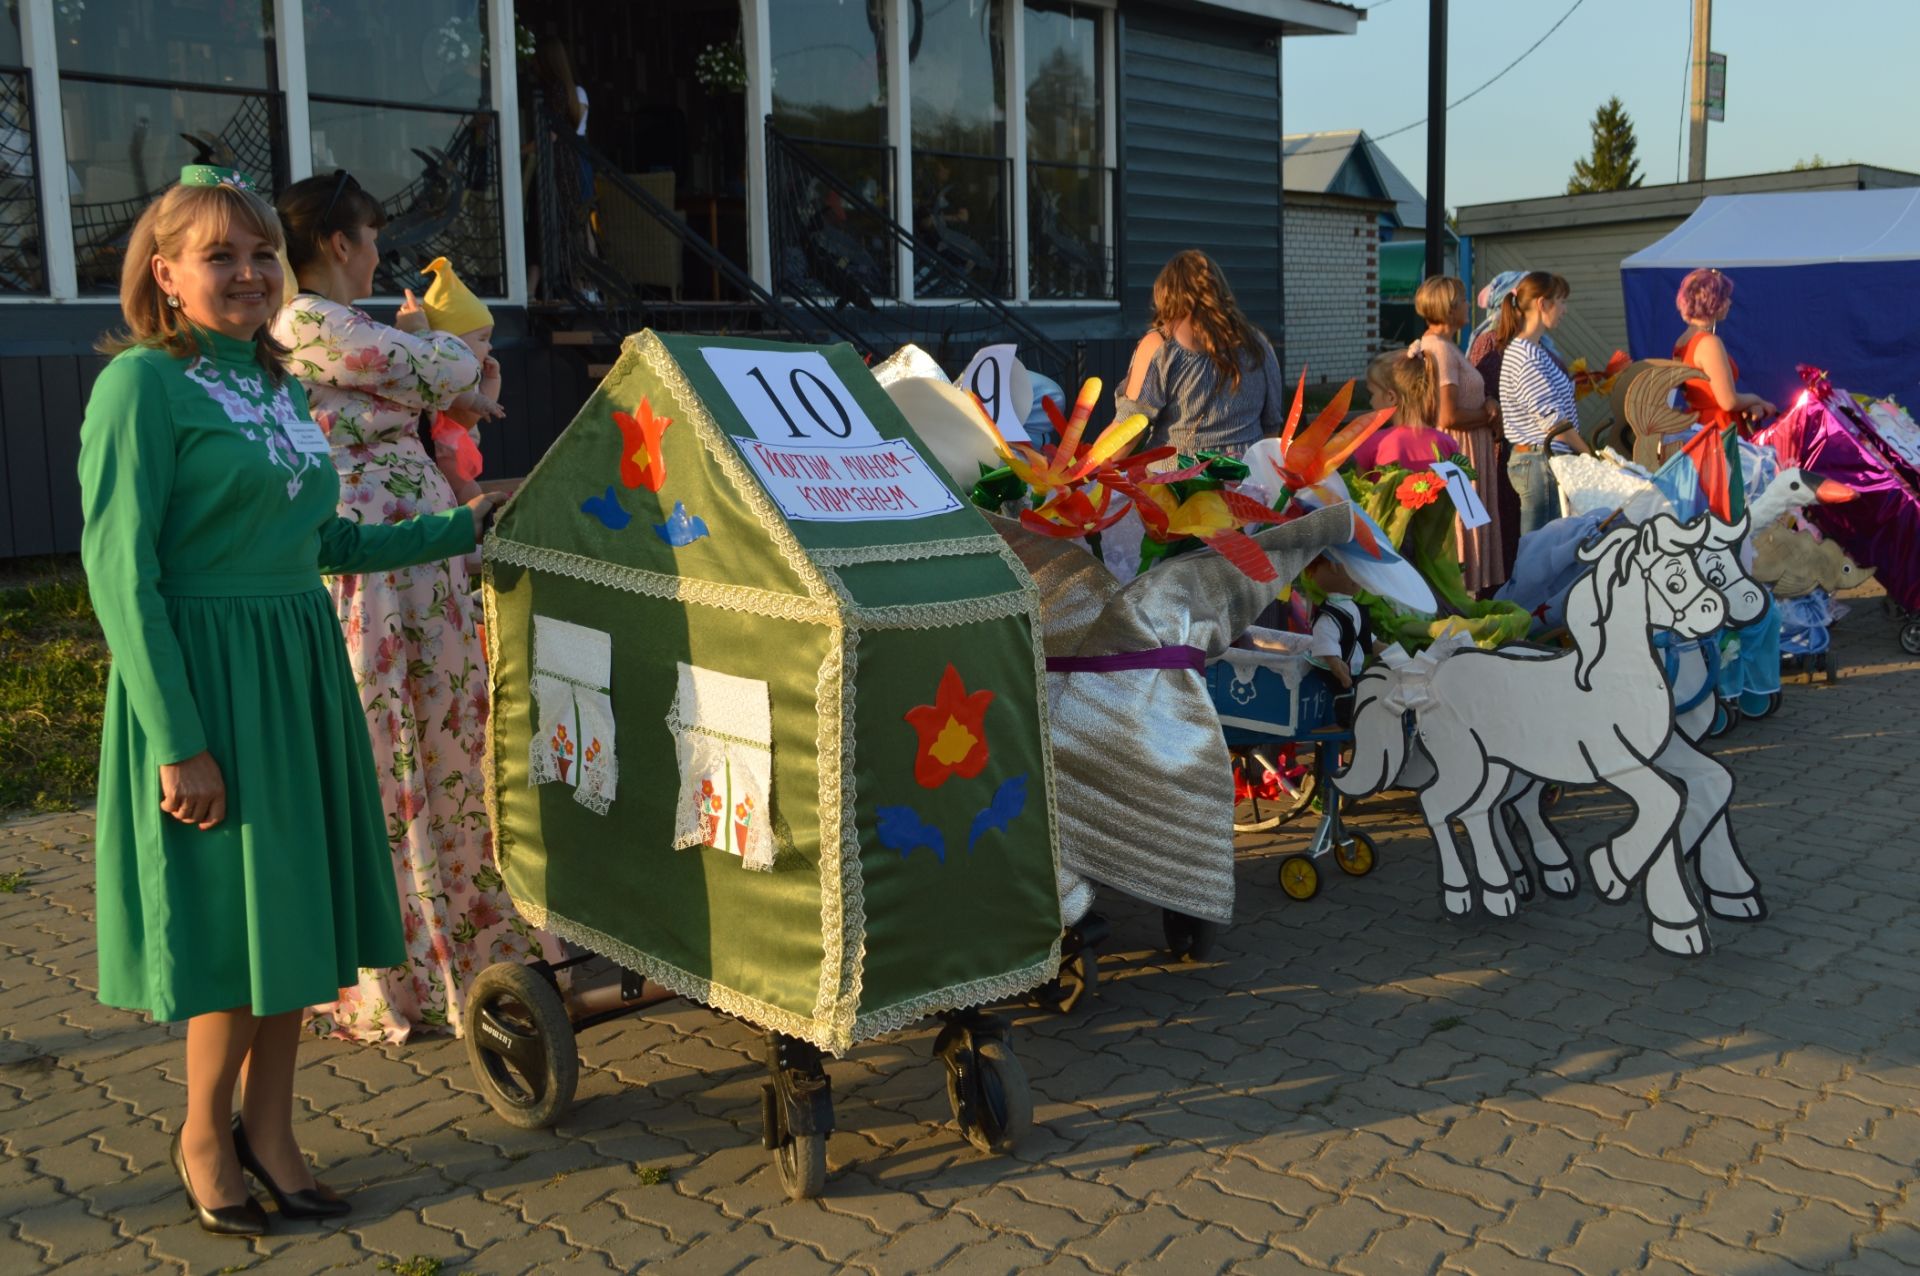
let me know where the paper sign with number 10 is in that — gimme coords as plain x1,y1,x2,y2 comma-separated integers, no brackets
701,348,883,448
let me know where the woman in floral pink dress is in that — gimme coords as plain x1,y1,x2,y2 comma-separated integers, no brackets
271,171,559,1043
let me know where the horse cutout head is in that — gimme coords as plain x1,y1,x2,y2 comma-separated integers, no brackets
1692,512,1769,627
1568,513,1725,690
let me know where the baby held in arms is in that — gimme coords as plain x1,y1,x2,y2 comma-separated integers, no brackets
415,257,504,504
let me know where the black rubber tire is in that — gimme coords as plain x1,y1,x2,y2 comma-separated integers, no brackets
775,1131,828,1200
1161,909,1220,961
1904,621,1920,657
949,1038,1033,1155
464,962,579,1130
1756,689,1784,718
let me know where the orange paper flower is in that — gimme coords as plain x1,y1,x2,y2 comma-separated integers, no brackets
1396,472,1443,510
615,397,673,492
903,664,995,789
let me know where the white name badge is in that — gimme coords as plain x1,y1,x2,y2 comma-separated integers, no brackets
281,417,332,455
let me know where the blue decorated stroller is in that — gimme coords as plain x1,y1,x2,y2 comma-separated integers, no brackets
1207,633,1379,901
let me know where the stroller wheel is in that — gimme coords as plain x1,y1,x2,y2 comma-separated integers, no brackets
1708,701,1739,738
1903,620,1920,656
464,962,579,1130
1231,749,1315,834
1278,855,1321,901
1756,689,1784,718
1334,831,1377,877
945,1037,1032,1155
774,1131,828,1200
1161,909,1220,961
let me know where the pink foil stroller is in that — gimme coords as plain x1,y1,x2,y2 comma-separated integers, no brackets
1754,369,1920,654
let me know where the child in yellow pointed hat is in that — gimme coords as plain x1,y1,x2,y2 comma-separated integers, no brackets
420,257,503,508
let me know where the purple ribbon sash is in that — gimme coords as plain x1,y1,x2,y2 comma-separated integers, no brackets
1045,645,1208,674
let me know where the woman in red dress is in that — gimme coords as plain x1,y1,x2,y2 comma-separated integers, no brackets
1671,268,1777,454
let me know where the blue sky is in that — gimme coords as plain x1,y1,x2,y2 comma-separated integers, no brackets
1282,0,1920,211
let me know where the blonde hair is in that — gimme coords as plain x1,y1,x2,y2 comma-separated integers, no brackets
1389,349,1436,427
1365,350,1400,408
1414,275,1467,328
97,182,291,383
1493,271,1571,347
1150,250,1266,392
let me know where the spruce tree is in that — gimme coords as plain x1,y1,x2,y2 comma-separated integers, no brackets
1567,97,1645,194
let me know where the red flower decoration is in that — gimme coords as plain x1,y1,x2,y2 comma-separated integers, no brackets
1396,472,1443,510
615,397,673,492
903,664,995,789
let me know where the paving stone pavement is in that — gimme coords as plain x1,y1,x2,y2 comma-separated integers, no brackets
4,589,1918,1275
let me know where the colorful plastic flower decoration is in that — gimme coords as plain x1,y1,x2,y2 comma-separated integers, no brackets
903,664,995,789
615,397,673,492
1266,373,1398,499
973,376,1152,497
1396,471,1444,510
1571,350,1631,400
1103,469,1292,582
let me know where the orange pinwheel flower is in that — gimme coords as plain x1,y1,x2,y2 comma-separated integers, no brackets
903,664,995,789
614,397,673,492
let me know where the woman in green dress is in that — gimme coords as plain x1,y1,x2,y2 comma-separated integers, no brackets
78,170,504,1236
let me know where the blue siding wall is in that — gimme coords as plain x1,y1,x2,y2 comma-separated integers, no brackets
1120,11,1284,334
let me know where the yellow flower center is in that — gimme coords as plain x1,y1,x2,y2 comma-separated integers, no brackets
929,717,977,766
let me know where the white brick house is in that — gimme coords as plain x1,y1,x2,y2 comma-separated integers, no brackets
1282,190,1393,388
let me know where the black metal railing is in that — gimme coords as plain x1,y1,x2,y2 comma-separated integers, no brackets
1028,159,1117,302
766,120,1071,379
532,98,871,354
0,67,46,294
910,146,1012,299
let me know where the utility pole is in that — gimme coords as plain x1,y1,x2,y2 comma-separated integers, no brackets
1424,0,1447,278
1687,0,1712,182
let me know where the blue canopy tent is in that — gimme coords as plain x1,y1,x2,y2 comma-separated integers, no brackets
1622,189,1920,404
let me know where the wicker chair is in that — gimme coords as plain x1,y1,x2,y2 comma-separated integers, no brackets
595,172,683,300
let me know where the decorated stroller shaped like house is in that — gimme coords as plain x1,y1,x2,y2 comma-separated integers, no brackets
471,332,1066,1198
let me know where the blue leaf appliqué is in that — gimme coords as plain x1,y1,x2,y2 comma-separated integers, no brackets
581,485,631,530
876,806,945,863
653,500,711,547
967,774,1028,852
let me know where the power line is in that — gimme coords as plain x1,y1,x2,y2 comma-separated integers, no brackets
1286,0,1587,159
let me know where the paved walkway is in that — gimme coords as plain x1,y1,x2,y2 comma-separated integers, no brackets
4,589,1917,1275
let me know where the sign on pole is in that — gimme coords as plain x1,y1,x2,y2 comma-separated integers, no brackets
1705,52,1727,122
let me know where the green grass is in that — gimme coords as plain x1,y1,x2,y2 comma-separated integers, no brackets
0,560,109,814
634,1164,670,1186
0,870,26,893
377,1259,445,1276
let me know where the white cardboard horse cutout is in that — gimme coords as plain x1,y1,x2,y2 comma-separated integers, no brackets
1339,513,1731,956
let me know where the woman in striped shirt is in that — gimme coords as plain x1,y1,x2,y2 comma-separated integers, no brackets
1495,272,1589,534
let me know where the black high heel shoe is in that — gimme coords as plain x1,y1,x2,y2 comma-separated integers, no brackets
232,1117,351,1219
169,1130,269,1236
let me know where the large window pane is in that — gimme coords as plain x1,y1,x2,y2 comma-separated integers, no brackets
1025,4,1109,299
63,80,280,293
309,102,503,297
912,0,1007,296
771,0,888,148
306,0,488,109
57,0,275,89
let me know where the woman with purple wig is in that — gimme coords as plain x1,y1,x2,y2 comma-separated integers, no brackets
1671,268,1777,452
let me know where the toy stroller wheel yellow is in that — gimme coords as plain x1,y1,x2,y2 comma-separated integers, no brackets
1335,831,1376,877
1278,855,1320,901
